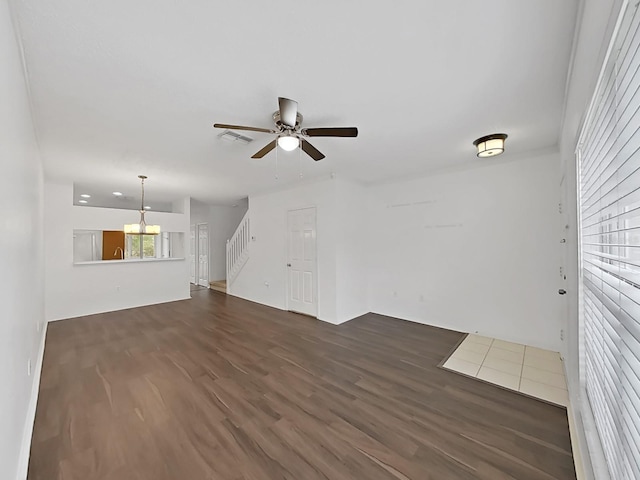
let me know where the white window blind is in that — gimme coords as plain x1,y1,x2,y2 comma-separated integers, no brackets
577,1,640,479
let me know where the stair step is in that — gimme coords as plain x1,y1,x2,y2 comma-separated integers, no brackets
209,280,227,293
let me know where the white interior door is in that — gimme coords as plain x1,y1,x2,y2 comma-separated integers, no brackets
189,225,196,284
197,223,209,287
287,207,317,317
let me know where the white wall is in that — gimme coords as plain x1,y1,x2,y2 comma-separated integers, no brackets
232,177,341,322
335,179,369,321
190,198,248,282
45,182,191,321
368,151,562,351
0,1,46,479
233,157,559,339
231,177,369,324
190,198,210,224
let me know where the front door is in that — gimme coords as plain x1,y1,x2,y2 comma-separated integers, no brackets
287,207,317,317
197,223,209,288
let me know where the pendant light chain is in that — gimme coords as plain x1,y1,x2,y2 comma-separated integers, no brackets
140,176,145,212
138,175,147,232
123,175,160,235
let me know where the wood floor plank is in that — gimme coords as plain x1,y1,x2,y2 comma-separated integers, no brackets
28,290,576,479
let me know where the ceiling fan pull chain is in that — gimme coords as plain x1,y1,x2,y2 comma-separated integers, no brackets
275,140,279,181
299,141,303,179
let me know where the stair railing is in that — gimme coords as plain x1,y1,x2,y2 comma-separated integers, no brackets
226,211,250,291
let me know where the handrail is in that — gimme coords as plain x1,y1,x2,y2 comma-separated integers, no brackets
226,211,250,290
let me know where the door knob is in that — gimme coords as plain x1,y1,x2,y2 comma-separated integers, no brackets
558,289,566,295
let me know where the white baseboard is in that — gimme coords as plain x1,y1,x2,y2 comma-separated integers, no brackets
47,295,192,322
16,323,48,480
567,403,587,480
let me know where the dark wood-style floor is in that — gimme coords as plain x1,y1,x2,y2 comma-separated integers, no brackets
28,290,576,479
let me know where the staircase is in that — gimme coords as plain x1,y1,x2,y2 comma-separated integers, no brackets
209,280,227,293
226,211,250,293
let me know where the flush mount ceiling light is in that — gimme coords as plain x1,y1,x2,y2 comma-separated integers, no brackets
113,191,123,196
473,133,508,158
123,175,160,235
277,134,300,152
80,194,91,198
78,199,88,204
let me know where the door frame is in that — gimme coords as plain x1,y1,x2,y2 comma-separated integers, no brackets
285,206,318,317
197,223,209,288
559,174,569,355
190,224,196,284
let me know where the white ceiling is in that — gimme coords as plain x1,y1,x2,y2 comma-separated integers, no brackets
12,0,579,205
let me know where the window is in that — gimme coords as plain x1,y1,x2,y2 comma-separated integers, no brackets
125,232,172,259
126,234,153,259
577,2,640,478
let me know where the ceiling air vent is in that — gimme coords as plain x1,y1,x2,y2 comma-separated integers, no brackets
218,130,253,145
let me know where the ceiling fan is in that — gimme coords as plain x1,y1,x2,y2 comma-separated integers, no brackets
214,97,358,161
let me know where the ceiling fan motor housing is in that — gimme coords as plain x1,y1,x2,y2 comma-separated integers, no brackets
272,111,303,131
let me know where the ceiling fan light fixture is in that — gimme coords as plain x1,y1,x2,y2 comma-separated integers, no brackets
473,133,508,158
277,135,299,152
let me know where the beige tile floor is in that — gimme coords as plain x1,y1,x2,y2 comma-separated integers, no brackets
442,334,568,407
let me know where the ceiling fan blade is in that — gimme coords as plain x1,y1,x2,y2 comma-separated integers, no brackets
214,123,276,134
251,140,277,159
278,97,298,128
301,139,325,161
301,127,358,137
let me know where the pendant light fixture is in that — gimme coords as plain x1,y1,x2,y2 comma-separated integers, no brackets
473,133,508,157
123,175,160,235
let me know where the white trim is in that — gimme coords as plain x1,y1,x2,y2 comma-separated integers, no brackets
574,0,630,152
47,295,191,322
579,391,612,480
558,0,587,146
567,403,587,480
196,223,209,288
16,322,48,480
6,0,43,148
74,257,185,265
566,378,609,480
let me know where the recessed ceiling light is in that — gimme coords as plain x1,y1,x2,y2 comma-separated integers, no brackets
78,200,88,204
113,191,123,196
80,194,91,198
